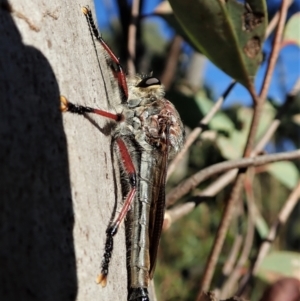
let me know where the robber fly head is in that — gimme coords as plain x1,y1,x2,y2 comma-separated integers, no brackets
126,74,165,108
136,76,161,88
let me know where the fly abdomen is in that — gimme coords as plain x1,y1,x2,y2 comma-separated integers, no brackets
129,151,156,293
130,217,150,286
129,287,150,301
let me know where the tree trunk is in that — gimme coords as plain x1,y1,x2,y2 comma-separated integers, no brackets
0,0,127,300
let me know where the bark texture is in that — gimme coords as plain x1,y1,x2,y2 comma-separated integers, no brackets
0,0,127,300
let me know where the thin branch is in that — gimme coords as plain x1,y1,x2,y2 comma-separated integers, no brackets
213,202,244,299
198,175,245,296
265,0,293,38
198,291,249,301
127,0,140,73
220,213,254,299
166,169,236,224
219,172,256,298
237,181,300,295
167,81,236,180
184,52,207,92
259,0,290,101
220,233,243,279
166,149,300,207
160,35,183,91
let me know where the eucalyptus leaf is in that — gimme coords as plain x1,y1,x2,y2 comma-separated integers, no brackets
169,0,267,89
253,211,269,239
195,93,235,133
283,12,300,47
217,130,246,159
256,251,300,283
267,161,299,189
215,101,275,160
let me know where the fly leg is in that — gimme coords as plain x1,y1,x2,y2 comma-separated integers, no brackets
62,95,135,286
60,96,123,122
97,137,137,287
81,6,128,101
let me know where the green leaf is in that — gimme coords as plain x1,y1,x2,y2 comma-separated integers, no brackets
267,161,299,189
216,106,252,160
194,92,214,115
283,12,300,47
256,251,300,283
217,129,246,159
215,101,276,160
255,101,276,138
168,0,267,89
253,211,269,239
194,93,235,133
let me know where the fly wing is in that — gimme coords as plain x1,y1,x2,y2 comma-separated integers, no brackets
148,149,168,279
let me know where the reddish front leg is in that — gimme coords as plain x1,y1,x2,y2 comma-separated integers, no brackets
96,137,137,287
61,96,134,286
81,6,128,101
60,96,123,122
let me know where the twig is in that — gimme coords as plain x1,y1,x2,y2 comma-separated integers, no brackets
167,81,236,180
198,291,249,301
265,0,293,38
219,171,256,298
127,0,140,74
258,0,290,102
160,35,183,91
213,202,244,298
200,175,245,296
185,52,207,92
237,181,300,295
254,184,300,272
220,234,243,279
166,149,300,207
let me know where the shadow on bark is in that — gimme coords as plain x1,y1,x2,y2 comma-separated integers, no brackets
0,2,77,300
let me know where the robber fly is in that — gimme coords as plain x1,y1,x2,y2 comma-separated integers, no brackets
61,6,184,301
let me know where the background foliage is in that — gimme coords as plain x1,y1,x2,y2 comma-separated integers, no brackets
95,0,300,300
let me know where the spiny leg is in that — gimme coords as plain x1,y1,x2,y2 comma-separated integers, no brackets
60,96,122,121
61,96,134,286
81,6,128,101
97,137,137,287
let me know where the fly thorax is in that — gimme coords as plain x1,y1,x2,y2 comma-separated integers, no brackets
132,99,184,157
122,75,184,156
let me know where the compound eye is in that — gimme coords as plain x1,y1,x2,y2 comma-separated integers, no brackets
136,77,161,88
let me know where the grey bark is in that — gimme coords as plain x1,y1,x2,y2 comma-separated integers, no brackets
0,0,127,300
